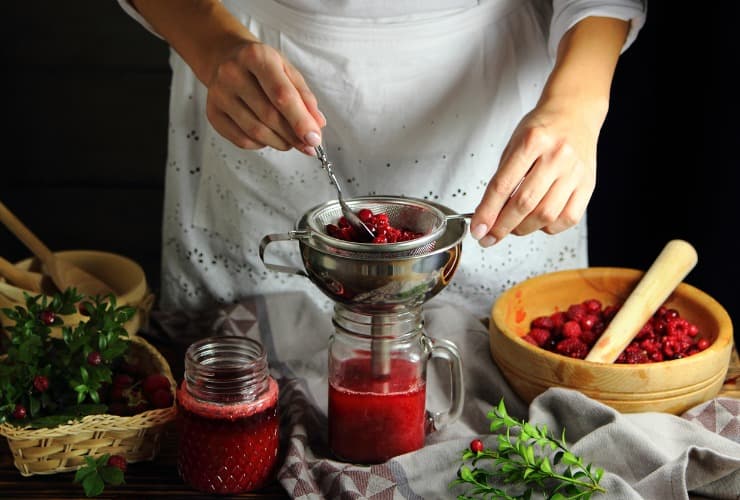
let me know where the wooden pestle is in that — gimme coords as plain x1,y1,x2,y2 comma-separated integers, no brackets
584,239,698,364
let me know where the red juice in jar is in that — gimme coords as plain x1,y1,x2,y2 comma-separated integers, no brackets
329,357,426,463
177,336,280,494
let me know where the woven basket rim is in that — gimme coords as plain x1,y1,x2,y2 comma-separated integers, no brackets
0,335,177,439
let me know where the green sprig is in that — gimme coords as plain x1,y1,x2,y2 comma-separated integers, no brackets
74,453,126,497
450,399,606,499
0,289,135,426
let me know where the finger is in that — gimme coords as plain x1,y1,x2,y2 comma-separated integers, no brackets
206,107,265,150
247,47,323,147
543,185,591,234
285,62,326,128
511,174,576,236
470,129,549,243
487,158,557,241
236,74,302,150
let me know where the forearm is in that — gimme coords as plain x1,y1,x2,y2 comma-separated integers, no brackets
129,0,258,85
540,16,630,125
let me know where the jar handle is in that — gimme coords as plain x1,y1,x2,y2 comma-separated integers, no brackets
425,336,465,433
258,230,310,276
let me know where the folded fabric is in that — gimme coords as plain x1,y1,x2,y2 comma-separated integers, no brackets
150,291,740,499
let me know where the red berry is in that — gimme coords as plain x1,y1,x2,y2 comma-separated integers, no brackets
696,338,710,350
87,351,102,366
357,208,374,223
12,404,27,419
39,310,56,326
107,454,127,473
150,388,174,409
470,439,484,453
531,316,554,330
561,320,582,338
528,328,551,347
112,373,134,388
33,375,49,393
142,374,171,398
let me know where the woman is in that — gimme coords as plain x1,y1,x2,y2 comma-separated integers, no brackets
118,0,647,317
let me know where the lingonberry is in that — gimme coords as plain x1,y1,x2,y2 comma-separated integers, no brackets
87,351,103,366
39,310,56,326
525,297,707,363
470,439,484,453
112,373,134,388
150,388,174,409
142,374,171,399
325,208,423,243
526,328,550,347
12,404,27,420
33,375,50,393
561,320,582,339
107,454,127,473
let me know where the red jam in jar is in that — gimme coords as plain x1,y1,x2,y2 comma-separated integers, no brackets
177,336,279,494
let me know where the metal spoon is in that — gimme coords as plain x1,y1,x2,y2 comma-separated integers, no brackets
314,145,375,241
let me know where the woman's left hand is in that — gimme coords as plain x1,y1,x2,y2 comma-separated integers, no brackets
469,96,606,247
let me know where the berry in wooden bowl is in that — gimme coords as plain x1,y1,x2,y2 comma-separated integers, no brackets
489,267,734,415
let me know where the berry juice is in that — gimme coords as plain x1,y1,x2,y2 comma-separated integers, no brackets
177,378,279,494
329,357,426,464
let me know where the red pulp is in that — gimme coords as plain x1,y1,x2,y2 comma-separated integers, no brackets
176,379,279,494
329,357,426,464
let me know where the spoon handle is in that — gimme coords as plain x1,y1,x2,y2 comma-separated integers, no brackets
0,200,54,264
584,239,698,363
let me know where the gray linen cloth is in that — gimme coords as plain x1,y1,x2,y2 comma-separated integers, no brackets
150,291,740,500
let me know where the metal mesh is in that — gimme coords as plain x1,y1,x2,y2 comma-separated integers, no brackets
304,197,449,259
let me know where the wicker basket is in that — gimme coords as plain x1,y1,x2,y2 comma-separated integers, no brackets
0,335,177,476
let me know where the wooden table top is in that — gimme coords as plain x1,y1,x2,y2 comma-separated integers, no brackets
1,332,737,499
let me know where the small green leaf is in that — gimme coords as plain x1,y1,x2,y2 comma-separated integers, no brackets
99,466,125,486
82,473,105,497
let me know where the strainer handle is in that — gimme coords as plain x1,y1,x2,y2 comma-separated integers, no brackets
258,231,310,276
424,336,465,434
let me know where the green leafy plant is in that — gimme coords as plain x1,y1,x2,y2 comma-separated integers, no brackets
450,399,606,499
0,288,135,427
74,453,127,497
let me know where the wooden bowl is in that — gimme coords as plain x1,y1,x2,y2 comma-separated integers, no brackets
489,267,734,415
0,250,154,337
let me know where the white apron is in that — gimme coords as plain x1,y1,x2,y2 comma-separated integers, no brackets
160,0,590,317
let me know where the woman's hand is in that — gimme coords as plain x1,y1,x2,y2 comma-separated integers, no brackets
470,97,603,246
205,41,326,154
470,16,628,247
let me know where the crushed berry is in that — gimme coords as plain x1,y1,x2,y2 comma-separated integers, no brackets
522,298,709,363
326,209,424,243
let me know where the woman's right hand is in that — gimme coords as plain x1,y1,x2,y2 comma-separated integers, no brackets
205,41,326,155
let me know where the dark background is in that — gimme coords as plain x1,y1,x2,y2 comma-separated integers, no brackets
0,2,737,345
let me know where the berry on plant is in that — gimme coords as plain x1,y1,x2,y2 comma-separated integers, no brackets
33,375,50,393
39,310,56,325
470,439,484,453
12,404,27,420
87,351,102,366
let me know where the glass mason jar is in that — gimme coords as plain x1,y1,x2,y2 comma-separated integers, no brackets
328,304,464,464
177,336,279,494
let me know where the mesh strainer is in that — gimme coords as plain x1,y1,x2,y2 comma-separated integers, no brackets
300,196,472,258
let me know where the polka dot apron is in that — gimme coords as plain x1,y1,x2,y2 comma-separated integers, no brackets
159,0,589,317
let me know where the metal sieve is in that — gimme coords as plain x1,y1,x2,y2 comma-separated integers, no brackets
303,196,471,259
